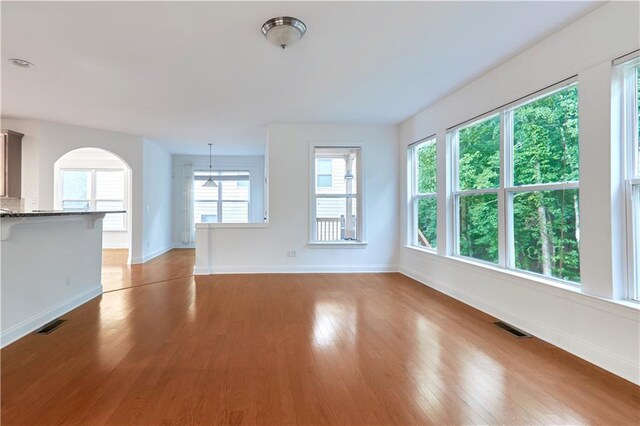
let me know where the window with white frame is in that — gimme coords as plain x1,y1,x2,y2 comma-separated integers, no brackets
193,170,250,224
451,79,580,283
316,159,333,188
619,53,640,301
409,137,437,249
60,168,127,231
312,147,362,242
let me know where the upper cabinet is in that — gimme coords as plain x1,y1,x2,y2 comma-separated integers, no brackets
1,130,23,198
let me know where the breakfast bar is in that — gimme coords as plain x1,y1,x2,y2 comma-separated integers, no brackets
0,210,123,347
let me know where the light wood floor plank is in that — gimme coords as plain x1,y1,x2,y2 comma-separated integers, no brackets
1,249,638,425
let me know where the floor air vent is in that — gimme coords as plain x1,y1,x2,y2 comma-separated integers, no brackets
494,321,531,338
35,319,66,335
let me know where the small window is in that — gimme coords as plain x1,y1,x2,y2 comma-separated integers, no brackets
312,147,362,242
409,137,437,250
193,171,250,224
316,159,333,188
60,168,127,231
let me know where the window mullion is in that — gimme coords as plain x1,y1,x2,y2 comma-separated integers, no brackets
503,110,515,269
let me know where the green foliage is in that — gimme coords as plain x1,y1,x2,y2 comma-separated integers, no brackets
417,141,437,194
417,197,437,249
513,189,580,282
458,116,500,190
415,85,581,282
513,86,579,185
459,194,499,263
415,139,437,248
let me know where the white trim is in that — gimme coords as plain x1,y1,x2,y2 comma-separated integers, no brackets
613,49,640,67
208,264,397,274
449,81,580,279
403,246,639,317
195,222,269,229
130,245,173,264
400,265,640,385
447,76,578,132
0,285,102,348
58,167,129,232
620,59,640,301
307,241,368,248
193,265,211,275
308,142,366,243
408,136,438,249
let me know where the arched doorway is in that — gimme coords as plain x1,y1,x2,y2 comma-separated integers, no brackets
53,148,133,262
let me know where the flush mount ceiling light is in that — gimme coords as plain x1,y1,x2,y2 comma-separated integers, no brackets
261,16,307,50
9,58,34,69
202,143,218,187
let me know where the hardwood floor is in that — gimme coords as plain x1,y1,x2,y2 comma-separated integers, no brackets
102,248,195,292
2,251,639,425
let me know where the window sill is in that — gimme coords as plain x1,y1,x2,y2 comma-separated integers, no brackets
307,241,368,249
405,244,437,255
403,245,640,316
195,222,269,229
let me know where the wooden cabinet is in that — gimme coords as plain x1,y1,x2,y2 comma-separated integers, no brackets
0,130,23,198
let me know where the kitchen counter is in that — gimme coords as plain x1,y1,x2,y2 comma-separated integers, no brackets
1,210,124,347
0,210,125,218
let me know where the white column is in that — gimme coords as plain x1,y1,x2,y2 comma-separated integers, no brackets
578,61,624,299
194,224,212,275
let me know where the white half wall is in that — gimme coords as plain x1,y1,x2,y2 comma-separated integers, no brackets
398,1,640,384
1,214,104,347
196,123,399,273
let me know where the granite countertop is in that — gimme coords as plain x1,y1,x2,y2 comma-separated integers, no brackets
0,210,126,218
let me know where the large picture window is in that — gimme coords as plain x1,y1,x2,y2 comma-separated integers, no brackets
451,80,580,283
311,147,362,243
193,171,250,224
620,54,640,301
409,137,437,250
60,168,127,231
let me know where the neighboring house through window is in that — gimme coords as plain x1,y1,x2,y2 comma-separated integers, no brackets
60,168,127,231
311,146,363,243
193,170,250,224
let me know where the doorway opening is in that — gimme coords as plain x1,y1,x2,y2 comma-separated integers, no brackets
54,148,133,275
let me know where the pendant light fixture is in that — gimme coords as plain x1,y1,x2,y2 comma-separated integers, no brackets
202,143,217,187
261,16,307,50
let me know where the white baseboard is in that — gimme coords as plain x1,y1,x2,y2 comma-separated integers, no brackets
202,264,398,274
193,265,211,275
130,245,173,264
400,266,640,385
1,285,102,348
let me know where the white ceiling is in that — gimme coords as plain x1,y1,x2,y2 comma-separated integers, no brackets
1,1,600,155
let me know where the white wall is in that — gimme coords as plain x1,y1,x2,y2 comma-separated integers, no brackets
398,1,640,384
0,118,174,263
1,214,104,347
141,139,173,262
196,123,399,273
54,147,131,249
